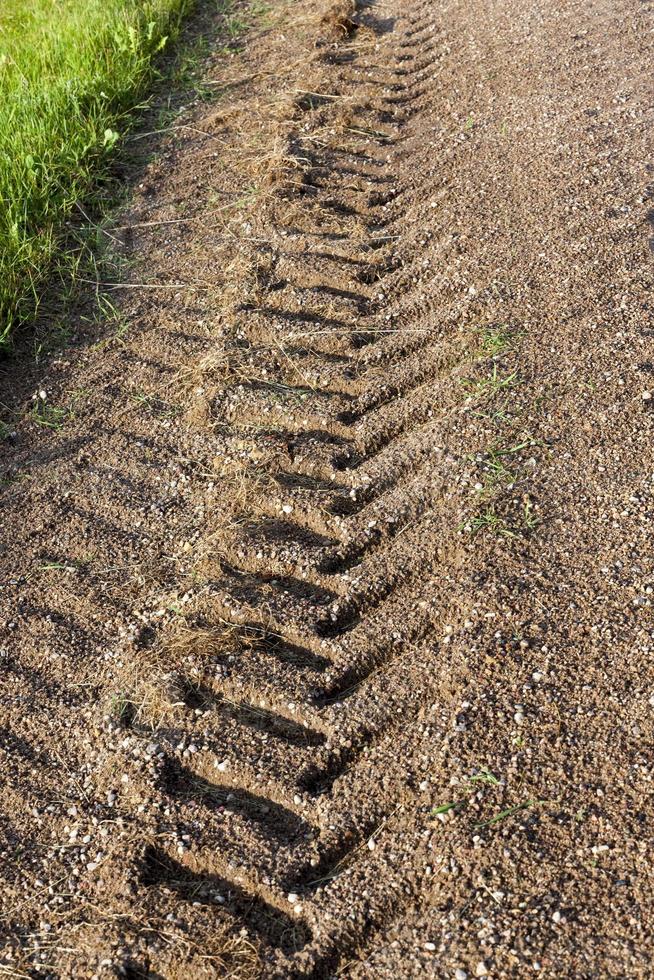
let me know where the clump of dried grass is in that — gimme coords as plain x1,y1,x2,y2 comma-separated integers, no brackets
166,621,261,664
41,907,261,979
103,621,263,732
320,0,358,39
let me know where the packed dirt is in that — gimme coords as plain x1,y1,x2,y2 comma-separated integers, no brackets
1,0,654,976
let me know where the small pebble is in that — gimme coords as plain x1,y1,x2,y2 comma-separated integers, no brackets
424,942,436,951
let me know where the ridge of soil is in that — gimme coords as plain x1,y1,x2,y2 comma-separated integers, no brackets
1,0,653,976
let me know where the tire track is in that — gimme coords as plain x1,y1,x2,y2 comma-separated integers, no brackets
134,1,466,973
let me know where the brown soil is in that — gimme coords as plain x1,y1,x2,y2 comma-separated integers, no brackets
1,0,654,976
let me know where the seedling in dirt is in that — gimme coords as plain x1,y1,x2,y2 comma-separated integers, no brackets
477,325,513,358
110,694,135,725
430,775,500,823
490,435,542,457
131,391,182,419
474,457,517,501
472,406,513,425
486,456,516,483
172,36,215,100
248,0,274,23
522,498,539,532
40,561,79,573
33,317,74,363
467,767,501,786
460,507,517,539
223,13,248,38
131,391,154,408
40,551,95,574
96,293,129,339
63,388,91,415
464,363,519,399
474,436,540,496
475,799,546,828
30,400,71,430
430,801,462,817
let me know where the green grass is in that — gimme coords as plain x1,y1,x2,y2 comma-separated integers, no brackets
476,325,513,358
30,398,72,429
474,799,545,828
463,363,519,399
0,0,196,346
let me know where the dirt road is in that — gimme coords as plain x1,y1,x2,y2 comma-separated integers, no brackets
1,0,653,975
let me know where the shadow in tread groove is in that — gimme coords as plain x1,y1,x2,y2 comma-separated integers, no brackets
141,847,311,954
179,680,327,748
163,760,314,842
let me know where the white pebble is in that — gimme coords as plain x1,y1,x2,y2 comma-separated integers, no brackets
424,941,436,951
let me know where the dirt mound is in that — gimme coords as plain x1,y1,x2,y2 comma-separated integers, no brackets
1,0,654,976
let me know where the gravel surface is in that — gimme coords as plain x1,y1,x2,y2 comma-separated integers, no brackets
1,0,653,976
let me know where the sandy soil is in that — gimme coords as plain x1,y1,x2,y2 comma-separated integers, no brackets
1,0,653,976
